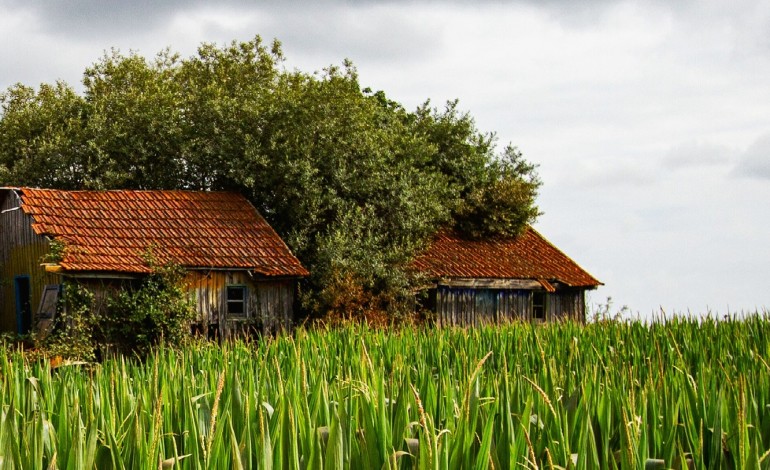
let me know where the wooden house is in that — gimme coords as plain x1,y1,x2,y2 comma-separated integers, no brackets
411,228,601,325
0,187,308,337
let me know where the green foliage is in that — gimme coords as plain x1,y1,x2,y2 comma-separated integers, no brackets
44,283,96,360
40,259,195,358
455,145,542,238
0,36,542,317
2,315,770,468
81,49,187,189
0,81,91,189
0,163,9,182
100,261,196,355
41,239,67,264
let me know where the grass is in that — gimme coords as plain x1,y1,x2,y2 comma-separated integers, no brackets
1,315,769,469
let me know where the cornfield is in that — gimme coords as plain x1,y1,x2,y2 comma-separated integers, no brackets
1,315,770,469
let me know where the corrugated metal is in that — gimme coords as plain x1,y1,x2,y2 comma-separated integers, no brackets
434,286,585,326
0,190,59,331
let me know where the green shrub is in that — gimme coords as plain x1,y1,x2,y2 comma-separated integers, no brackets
40,260,195,358
100,261,195,355
43,282,97,360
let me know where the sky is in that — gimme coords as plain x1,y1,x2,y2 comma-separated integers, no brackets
1,0,769,318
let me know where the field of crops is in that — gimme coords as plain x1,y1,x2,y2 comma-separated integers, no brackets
1,315,769,469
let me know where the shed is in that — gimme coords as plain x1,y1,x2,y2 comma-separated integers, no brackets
0,187,308,337
411,227,601,325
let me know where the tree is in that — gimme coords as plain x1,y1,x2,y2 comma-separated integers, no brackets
82,49,186,189
0,82,90,188
238,63,454,318
454,145,542,238
0,36,541,318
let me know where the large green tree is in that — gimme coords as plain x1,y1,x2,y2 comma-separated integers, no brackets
0,36,541,319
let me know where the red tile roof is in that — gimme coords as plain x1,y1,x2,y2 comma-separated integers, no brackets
16,188,308,277
411,227,601,288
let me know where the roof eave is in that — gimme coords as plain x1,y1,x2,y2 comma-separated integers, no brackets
54,266,309,280
427,274,601,289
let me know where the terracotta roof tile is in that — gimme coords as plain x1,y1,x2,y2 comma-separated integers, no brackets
411,227,601,288
17,188,308,277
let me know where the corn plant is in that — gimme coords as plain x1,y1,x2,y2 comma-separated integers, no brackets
0,314,769,469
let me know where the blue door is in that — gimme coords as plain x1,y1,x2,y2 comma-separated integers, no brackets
14,276,32,335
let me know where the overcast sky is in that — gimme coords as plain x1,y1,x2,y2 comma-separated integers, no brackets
2,0,769,317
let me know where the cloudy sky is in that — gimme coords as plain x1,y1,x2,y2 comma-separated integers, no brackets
2,0,769,317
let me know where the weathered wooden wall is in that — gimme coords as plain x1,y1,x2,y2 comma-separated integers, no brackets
69,278,135,318
434,286,586,326
70,271,296,338
0,190,59,332
546,289,585,322
185,271,295,338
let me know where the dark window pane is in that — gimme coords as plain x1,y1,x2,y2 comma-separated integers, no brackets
533,292,545,319
227,286,245,301
226,286,246,316
227,300,245,315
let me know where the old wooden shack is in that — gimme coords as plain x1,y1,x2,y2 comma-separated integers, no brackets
0,187,308,337
411,228,601,325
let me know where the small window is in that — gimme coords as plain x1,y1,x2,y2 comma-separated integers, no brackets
226,286,246,317
37,284,61,320
532,292,546,320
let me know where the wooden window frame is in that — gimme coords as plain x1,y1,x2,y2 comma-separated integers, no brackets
226,285,247,318
532,291,546,321
37,284,61,321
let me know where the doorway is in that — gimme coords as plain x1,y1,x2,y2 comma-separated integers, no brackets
14,276,32,335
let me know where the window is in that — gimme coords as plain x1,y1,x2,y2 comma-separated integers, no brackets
36,284,60,339
532,291,546,321
226,286,247,317
37,284,61,320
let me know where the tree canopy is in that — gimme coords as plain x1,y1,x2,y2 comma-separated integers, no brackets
0,36,541,319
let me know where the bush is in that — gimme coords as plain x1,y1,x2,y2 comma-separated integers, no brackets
41,260,195,358
100,261,196,355
43,282,97,360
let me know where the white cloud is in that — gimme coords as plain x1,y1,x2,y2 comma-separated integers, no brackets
733,133,770,179
664,141,734,170
567,157,658,189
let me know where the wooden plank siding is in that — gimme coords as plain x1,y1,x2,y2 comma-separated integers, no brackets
0,190,59,332
434,286,586,326
65,272,296,339
545,289,585,322
185,271,295,338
